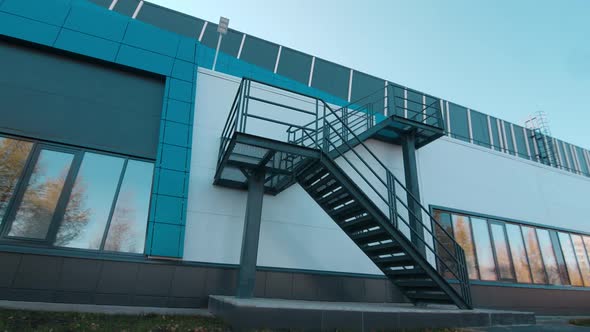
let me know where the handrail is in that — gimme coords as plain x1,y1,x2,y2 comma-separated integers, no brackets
216,77,471,307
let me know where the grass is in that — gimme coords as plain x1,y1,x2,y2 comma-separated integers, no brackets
0,308,470,331
0,309,228,332
570,319,590,327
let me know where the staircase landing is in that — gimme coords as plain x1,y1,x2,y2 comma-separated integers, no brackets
209,296,535,330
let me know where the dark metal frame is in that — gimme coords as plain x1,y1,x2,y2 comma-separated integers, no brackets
214,78,472,308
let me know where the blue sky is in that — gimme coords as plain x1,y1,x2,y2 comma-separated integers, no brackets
151,0,590,148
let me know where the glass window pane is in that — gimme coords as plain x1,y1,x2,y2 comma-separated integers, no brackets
471,218,497,281
571,234,590,287
490,223,514,280
0,137,33,224
104,160,153,253
452,214,479,279
433,210,457,278
584,236,590,263
506,224,532,283
8,149,74,239
558,232,583,286
522,226,547,284
55,153,124,250
536,229,562,285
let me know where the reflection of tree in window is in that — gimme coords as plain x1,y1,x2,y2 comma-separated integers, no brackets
103,159,153,254
433,210,457,278
536,229,562,285
505,224,532,283
0,137,33,223
522,226,547,284
490,223,514,280
55,153,123,250
8,150,73,239
104,191,139,253
471,218,497,281
452,214,479,279
571,235,590,287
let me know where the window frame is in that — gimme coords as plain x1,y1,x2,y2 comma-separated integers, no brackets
432,206,590,289
0,133,154,255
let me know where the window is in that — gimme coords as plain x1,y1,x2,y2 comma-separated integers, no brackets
558,233,584,286
536,229,562,285
490,223,515,280
0,135,154,255
471,218,497,281
433,208,590,288
571,235,590,286
451,214,478,279
0,137,33,224
7,149,75,240
505,224,532,283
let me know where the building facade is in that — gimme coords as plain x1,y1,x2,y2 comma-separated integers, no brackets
0,0,589,314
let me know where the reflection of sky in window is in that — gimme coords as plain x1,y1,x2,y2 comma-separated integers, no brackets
471,218,497,281
104,160,153,253
56,153,123,249
558,232,583,286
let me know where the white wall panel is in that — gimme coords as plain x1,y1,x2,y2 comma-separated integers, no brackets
418,137,590,233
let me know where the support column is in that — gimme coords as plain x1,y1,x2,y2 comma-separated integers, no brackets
402,130,426,256
236,168,265,298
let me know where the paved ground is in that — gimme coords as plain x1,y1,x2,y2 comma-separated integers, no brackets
470,316,590,332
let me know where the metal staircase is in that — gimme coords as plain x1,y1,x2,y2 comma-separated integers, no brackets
214,78,472,309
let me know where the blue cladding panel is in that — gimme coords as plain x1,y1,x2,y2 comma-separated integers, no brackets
512,124,529,159
575,147,589,175
116,44,174,76
503,122,515,155
150,223,183,257
0,11,60,46
123,20,180,57
311,58,349,101
489,117,501,151
153,195,185,225
55,29,119,62
112,0,138,16
563,142,576,172
276,47,312,85
448,103,469,142
163,121,190,147
0,0,71,26
166,99,192,124
168,78,193,102
176,37,197,63
470,110,490,148
240,35,279,72
159,144,189,172
172,59,195,82
157,169,186,197
64,1,129,42
351,71,385,114
136,2,204,39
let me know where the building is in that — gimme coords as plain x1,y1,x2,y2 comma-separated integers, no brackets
0,0,588,315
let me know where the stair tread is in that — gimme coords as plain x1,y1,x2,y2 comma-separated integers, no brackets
339,215,375,233
350,228,390,244
373,255,414,265
361,242,403,255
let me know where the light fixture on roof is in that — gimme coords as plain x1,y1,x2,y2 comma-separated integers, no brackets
213,16,230,71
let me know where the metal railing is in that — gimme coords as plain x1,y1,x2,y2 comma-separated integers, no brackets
217,78,471,307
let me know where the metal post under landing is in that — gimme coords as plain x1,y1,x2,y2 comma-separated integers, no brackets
236,168,265,298
402,130,426,257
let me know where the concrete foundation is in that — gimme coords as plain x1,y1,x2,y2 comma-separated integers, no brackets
208,295,536,330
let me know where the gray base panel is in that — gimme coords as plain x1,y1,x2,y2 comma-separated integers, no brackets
208,295,536,330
